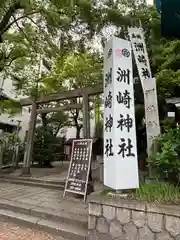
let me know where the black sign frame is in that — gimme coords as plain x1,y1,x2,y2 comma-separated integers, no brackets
63,139,93,202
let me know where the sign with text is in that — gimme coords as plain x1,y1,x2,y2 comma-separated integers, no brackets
104,37,139,190
128,27,161,156
144,77,161,155
128,27,152,91
63,139,92,201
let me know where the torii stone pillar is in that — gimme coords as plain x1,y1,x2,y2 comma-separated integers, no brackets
22,101,37,176
82,91,90,138
82,90,93,193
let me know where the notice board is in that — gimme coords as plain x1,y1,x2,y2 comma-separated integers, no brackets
63,139,93,201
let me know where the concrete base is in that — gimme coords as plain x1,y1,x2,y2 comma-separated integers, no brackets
21,167,31,177
145,176,157,184
92,156,104,183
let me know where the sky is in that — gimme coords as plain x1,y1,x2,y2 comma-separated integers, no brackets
147,0,153,4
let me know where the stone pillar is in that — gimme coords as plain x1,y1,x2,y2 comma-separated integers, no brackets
82,91,93,193
22,101,37,176
0,141,4,171
97,155,104,183
83,91,90,139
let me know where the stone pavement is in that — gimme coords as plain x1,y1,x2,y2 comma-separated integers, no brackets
0,182,87,215
0,182,88,239
0,220,64,240
6,161,69,182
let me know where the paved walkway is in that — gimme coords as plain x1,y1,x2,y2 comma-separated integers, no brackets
6,162,69,182
0,182,88,239
0,220,64,240
0,182,87,216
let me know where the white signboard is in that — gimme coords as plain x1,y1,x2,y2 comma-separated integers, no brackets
143,78,161,155
128,27,152,91
128,27,161,156
104,37,139,190
168,112,175,118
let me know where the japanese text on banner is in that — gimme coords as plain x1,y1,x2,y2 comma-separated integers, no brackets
128,27,152,90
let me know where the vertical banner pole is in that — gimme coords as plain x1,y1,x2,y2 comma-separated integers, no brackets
128,27,160,177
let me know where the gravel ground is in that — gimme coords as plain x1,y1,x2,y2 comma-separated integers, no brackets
0,221,65,240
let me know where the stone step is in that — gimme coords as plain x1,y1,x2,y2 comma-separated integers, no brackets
0,177,65,190
0,199,88,229
2,176,65,185
0,209,87,240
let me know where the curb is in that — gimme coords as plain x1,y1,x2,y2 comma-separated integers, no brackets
0,178,65,190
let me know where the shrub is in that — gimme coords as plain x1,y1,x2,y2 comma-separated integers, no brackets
149,127,180,185
130,183,180,204
160,118,176,133
33,126,65,166
101,183,180,204
1,133,21,166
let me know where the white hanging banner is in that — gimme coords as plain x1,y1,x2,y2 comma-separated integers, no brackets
104,37,139,190
143,77,161,155
128,27,152,91
128,27,160,156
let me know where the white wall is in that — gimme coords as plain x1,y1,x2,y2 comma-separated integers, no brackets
64,114,96,139
0,77,30,140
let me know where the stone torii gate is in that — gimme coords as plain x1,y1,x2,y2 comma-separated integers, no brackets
20,84,103,175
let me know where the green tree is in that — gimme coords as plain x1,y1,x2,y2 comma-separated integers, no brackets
33,125,66,167
1,0,176,132
0,0,76,114
43,51,103,138
139,4,180,99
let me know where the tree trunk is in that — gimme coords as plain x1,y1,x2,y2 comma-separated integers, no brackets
76,127,81,139
41,113,48,130
40,113,52,167
72,106,82,139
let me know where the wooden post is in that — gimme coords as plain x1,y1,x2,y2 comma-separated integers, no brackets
83,91,90,138
0,140,4,170
22,102,37,175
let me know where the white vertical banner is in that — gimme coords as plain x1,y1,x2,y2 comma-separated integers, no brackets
128,27,152,91
128,27,161,156
143,78,161,154
104,37,139,190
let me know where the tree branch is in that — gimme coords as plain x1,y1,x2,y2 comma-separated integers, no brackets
26,16,61,55
42,58,52,71
0,2,22,41
12,15,38,52
54,122,62,136
4,58,18,67
11,19,51,71
2,11,40,35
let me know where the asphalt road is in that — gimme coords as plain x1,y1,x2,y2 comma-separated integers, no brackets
0,220,65,240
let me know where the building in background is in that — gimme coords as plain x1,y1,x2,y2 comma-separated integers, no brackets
0,77,30,140
0,76,100,141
